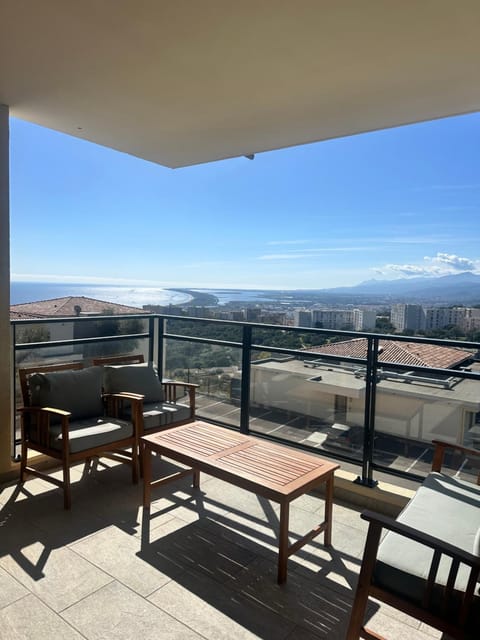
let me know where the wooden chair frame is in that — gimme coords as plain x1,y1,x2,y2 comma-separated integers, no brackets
19,361,141,509
346,440,480,640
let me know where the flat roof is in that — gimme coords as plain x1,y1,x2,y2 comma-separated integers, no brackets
253,357,480,409
1,2,480,167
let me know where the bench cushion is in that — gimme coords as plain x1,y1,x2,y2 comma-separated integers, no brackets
142,401,191,431
49,417,133,453
374,472,480,612
29,366,104,421
103,363,164,402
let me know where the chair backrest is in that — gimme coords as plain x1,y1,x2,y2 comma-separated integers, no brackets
19,362,84,408
92,354,145,366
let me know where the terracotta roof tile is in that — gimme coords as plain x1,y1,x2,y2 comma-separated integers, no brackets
306,338,472,369
10,296,147,318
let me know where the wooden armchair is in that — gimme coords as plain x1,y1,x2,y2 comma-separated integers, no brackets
346,440,480,640
19,362,141,509
92,354,197,436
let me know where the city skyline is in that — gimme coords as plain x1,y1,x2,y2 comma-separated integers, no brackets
10,111,480,290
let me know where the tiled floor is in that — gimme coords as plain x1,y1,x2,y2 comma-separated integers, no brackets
0,456,446,639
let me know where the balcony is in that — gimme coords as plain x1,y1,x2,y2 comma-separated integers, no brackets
3,313,479,637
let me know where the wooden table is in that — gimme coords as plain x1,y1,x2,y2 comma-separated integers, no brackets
142,421,339,583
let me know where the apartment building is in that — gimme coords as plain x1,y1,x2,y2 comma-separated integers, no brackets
353,308,377,331
390,304,424,332
312,309,354,330
423,307,465,331
391,304,479,333
294,310,313,328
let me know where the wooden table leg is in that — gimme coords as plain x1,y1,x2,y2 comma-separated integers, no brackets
193,469,200,488
324,473,334,546
277,501,290,584
142,441,152,509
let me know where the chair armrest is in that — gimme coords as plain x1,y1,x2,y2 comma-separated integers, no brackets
19,405,71,418
161,381,199,390
161,381,197,417
431,440,480,484
103,392,143,439
19,406,72,448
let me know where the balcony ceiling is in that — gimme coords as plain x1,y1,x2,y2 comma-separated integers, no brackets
1,1,480,168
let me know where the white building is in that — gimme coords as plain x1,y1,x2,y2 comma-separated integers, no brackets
353,308,377,331
248,339,478,446
390,304,424,332
423,307,466,331
294,310,313,328
312,309,354,330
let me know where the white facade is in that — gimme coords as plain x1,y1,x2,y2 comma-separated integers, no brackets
390,304,424,332
353,308,377,331
312,309,354,330
423,307,466,331
294,310,313,328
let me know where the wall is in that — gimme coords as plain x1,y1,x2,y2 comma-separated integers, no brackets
0,105,14,480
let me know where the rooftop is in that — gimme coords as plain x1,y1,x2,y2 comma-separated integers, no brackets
10,296,145,318
0,456,447,639
306,338,473,370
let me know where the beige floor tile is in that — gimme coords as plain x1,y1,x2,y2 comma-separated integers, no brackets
71,524,181,596
227,555,355,638
0,566,29,609
142,517,258,585
62,580,203,639
148,569,295,639
365,608,440,640
0,542,113,612
0,593,84,639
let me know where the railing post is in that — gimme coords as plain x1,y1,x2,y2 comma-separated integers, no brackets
11,322,18,460
148,316,155,364
156,316,165,379
356,335,379,487
240,324,252,434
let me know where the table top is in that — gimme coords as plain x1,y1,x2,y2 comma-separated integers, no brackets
142,421,339,502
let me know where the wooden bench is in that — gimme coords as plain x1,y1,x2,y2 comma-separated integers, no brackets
18,362,140,509
347,440,480,639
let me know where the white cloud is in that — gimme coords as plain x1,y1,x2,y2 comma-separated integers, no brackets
374,253,480,278
424,252,475,270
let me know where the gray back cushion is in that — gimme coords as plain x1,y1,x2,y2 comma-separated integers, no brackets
29,366,104,421
103,363,164,402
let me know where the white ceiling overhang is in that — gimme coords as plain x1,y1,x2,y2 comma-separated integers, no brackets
1,1,479,168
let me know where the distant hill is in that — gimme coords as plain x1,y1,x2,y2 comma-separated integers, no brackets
323,272,480,304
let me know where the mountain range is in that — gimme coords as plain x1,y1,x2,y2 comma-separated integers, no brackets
323,272,480,304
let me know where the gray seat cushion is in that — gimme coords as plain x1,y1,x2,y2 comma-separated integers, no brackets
103,363,164,402
49,417,133,453
374,472,480,615
29,366,104,421
142,401,191,431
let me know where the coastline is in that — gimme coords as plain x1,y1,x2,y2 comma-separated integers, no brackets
167,288,219,307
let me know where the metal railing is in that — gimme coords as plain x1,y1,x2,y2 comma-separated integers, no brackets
11,313,480,486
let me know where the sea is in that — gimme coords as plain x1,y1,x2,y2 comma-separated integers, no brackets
10,281,281,308
10,282,195,307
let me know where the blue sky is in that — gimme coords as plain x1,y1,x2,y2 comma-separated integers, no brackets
9,111,480,290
